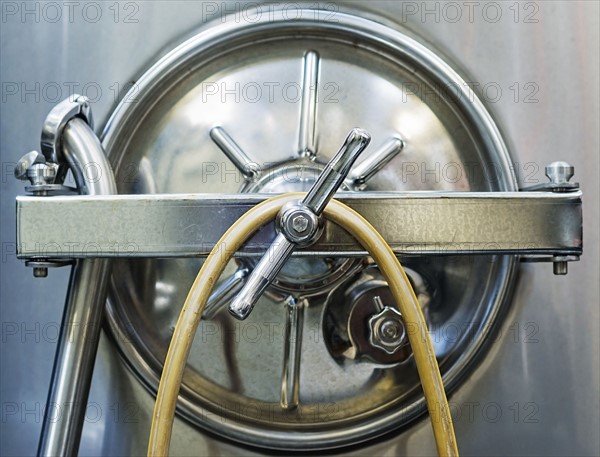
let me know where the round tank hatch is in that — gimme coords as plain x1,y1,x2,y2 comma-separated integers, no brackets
102,8,517,450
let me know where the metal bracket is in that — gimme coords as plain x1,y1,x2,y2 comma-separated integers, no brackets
520,161,580,193
16,190,582,258
15,95,95,276
40,94,93,165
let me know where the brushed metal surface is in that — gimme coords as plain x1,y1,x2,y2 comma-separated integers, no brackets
16,191,583,257
1,1,598,456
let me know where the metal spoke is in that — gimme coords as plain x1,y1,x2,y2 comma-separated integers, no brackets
348,136,404,189
280,296,305,410
210,126,258,180
202,267,249,319
298,51,320,158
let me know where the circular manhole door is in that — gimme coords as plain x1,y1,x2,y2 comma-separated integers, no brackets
102,7,517,451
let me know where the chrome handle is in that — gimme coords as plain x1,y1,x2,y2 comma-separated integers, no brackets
229,234,295,320
301,128,371,214
229,128,371,320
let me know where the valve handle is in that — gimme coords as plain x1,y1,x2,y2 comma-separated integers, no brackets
229,128,371,320
301,128,371,214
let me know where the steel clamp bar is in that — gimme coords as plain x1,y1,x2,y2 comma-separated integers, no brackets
16,190,582,259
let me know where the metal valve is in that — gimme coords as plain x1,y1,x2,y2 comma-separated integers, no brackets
228,128,372,320
368,296,411,356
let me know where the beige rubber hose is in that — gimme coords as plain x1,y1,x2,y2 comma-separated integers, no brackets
148,193,459,457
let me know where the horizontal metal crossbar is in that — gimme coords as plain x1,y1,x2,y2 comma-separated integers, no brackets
16,191,582,259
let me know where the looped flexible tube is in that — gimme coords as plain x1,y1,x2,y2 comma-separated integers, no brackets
148,193,459,457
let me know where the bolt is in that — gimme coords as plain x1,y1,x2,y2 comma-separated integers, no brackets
33,267,48,278
553,259,568,275
28,162,56,186
546,161,574,185
291,215,309,233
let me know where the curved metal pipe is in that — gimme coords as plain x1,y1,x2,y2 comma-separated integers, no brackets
38,118,116,457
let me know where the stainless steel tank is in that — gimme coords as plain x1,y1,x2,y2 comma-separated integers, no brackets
1,1,598,456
